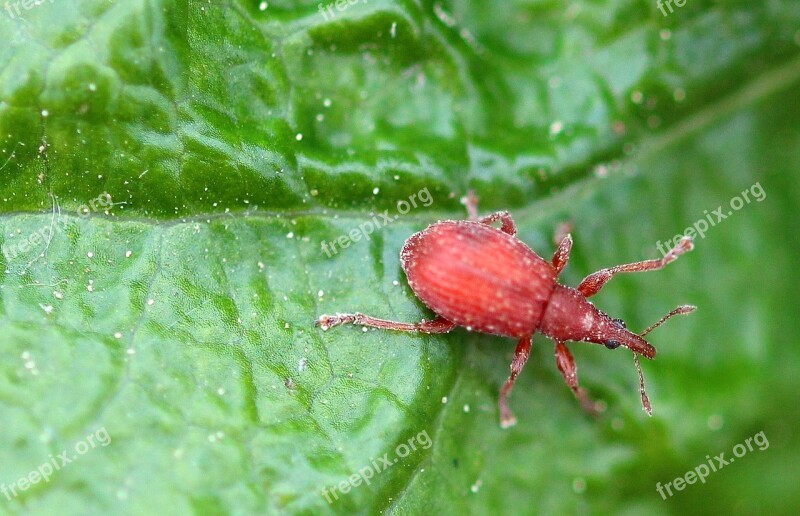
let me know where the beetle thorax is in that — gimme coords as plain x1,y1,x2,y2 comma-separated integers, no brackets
541,285,656,357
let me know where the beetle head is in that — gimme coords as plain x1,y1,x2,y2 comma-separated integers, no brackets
541,285,695,414
540,285,657,357
597,316,657,358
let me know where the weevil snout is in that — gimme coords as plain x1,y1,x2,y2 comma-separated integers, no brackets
604,319,629,350
541,285,657,358
600,324,657,358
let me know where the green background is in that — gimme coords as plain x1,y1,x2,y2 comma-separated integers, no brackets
0,0,798,514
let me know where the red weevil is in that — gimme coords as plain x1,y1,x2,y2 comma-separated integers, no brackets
317,193,695,428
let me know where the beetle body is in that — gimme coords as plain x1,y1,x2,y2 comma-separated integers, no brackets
401,220,555,338
400,220,656,357
317,195,694,427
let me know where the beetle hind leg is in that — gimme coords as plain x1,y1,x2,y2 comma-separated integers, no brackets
316,313,456,333
554,341,599,415
499,335,533,428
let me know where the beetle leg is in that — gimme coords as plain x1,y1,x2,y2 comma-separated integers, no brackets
577,236,694,298
552,233,573,275
499,335,532,428
553,221,573,247
462,190,480,220
461,190,517,235
316,313,456,333
554,341,599,415
479,211,517,236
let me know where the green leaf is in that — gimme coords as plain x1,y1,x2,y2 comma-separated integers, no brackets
1,1,798,514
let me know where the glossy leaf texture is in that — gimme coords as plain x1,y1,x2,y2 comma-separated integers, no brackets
1,1,799,514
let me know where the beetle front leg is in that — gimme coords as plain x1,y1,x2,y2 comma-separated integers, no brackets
316,313,456,333
577,236,694,298
554,341,598,415
499,335,532,428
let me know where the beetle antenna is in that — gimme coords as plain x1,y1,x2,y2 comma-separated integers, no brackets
632,304,696,415
633,353,652,415
640,304,696,337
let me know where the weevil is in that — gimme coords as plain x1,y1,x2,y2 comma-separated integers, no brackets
317,193,695,428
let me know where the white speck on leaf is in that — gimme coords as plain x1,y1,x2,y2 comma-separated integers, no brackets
470,479,483,493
